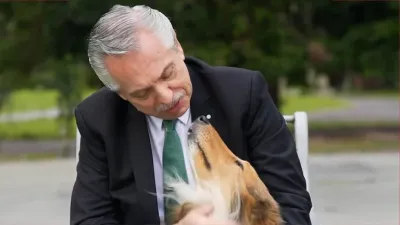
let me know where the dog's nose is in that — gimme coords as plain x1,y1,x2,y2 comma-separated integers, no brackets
197,115,210,124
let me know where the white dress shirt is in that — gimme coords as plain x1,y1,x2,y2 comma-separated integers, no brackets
145,108,195,224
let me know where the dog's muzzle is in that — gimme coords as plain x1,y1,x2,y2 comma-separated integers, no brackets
188,115,211,140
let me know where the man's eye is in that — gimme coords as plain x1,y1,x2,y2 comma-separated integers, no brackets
162,67,175,80
163,73,172,79
133,91,149,99
162,73,172,80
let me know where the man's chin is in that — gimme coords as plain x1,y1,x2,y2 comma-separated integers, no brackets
158,103,189,120
161,108,187,120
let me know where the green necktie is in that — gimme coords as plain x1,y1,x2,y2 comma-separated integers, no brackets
162,120,188,223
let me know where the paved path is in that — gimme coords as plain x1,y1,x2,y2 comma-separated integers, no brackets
308,97,398,122
0,152,398,225
309,152,398,225
0,97,398,123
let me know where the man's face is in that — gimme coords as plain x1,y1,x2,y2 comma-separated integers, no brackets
104,31,192,120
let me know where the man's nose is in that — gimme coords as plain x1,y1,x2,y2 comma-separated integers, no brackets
155,85,173,104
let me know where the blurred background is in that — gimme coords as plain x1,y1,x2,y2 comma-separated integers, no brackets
0,1,398,225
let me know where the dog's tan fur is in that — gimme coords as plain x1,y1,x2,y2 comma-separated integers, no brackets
166,118,283,225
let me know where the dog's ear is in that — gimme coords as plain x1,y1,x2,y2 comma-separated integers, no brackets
248,187,271,223
239,187,282,225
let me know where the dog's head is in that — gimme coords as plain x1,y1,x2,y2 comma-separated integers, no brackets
169,115,282,225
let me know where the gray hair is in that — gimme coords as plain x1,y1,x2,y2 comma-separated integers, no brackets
87,5,176,91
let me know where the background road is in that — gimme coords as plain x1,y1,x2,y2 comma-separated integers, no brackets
310,152,398,225
308,97,399,122
0,152,398,225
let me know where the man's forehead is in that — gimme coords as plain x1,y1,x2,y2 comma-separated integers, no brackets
110,42,172,71
104,30,176,90
136,30,170,56
129,45,174,70
132,50,174,75
122,51,175,92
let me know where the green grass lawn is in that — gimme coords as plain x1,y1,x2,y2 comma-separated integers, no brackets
2,89,348,115
2,88,396,115
1,89,59,114
0,89,351,140
280,94,348,115
0,89,95,114
0,118,75,140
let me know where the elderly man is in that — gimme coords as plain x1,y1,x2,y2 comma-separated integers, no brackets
70,4,312,225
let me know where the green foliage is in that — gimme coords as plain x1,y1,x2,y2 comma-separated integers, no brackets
313,1,398,88
163,1,298,79
32,54,90,142
0,0,397,115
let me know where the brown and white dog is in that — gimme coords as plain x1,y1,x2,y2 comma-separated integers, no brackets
164,116,283,225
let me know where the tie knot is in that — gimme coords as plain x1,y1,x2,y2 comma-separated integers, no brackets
163,120,177,131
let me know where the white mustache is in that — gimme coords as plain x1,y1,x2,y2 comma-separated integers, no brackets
156,91,185,112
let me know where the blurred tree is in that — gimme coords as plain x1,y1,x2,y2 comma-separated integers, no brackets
156,1,302,108
313,1,398,90
0,3,46,109
0,2,89,154
0,0,397,116
32,54,89,156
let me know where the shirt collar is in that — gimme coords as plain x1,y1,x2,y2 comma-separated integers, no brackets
147,107,191,130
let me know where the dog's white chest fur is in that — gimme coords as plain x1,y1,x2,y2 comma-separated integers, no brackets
166,179,240,221
163,134,240,222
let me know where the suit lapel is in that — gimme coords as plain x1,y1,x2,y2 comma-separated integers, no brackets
125,105,159,224
187,59,229,142
188,59,212,121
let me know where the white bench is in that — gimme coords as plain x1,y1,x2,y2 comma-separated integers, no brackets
75,111,316,224
283,111,316,224
283,112,310,198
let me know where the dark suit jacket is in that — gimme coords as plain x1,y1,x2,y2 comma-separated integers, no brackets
70,56,312,225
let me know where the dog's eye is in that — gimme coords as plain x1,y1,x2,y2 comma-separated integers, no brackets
235,160,243,170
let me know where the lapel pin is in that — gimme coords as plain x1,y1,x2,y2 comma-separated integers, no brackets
206,114,211,120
